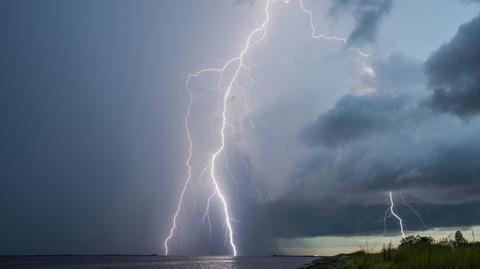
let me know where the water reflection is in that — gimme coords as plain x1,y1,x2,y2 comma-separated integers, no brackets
0,255,316,269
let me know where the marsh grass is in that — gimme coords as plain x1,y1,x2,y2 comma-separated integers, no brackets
338,233,480,269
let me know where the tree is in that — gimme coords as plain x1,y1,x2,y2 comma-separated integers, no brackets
399,235,434,248
455,231,467,245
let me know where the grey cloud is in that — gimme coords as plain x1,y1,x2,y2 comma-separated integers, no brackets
360,137,480,192
240,197,480,248
301,53,423,147
297,49,480,194
297,52,479,195
263,51,480,243
330,0,393,46
373,53,425,91
301,94,409,147
426,14,480,117
296,104,480,199
245,132,480,247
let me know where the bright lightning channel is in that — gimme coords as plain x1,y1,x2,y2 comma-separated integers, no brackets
163,76,195,256
386,191,407,239
201,191,217,240
164,0,369,256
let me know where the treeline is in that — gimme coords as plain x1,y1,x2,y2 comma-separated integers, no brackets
340,231,480,269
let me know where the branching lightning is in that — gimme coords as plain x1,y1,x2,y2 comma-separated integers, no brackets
200,191,217,240
298,0,369,57
383,192,427,239
164,0,370,256
384,191,407,239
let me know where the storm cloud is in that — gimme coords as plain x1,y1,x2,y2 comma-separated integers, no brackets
244,197,480,240
426,14,480,117
2,0,480,257
256,50,480,248
301,53,424,147
301,94,409,147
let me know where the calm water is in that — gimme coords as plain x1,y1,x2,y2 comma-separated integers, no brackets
0,256,317,269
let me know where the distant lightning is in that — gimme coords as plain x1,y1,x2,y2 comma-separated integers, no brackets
385,191,406,239
163,86,194,256
164,0,370,256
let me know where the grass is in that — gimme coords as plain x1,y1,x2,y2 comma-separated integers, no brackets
335,233,480,269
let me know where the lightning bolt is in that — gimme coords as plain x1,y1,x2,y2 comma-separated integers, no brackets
298,0,370,57
164,0,370,256
200,191,216,240
163,77,195,256
384,191,406,239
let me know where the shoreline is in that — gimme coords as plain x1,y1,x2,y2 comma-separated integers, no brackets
301,253,359,269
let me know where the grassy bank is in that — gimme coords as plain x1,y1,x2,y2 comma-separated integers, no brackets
308,232,480,269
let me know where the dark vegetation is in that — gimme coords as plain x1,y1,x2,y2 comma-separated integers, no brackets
307,231,480,269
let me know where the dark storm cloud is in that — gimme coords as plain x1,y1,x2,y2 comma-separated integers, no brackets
330,0,393,45
295,133,480,197
301,53,423,147
240,198,400,247
242,129,480,251
297,53,480,194
242,51,480,247
353,137,480,193
240,197,480,246
426,15,480,117
301,94,409,147
301,91,480,191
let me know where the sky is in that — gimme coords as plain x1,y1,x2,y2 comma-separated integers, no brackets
1,0,480,256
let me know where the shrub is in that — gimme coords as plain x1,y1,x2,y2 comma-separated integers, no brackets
399,235,434,249
338,234,480,269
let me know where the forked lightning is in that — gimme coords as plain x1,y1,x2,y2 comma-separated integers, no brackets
164,0,369,256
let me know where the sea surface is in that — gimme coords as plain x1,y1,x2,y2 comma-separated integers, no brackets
0,256,317,269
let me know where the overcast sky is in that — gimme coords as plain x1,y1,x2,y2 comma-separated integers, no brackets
1,0,480,256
